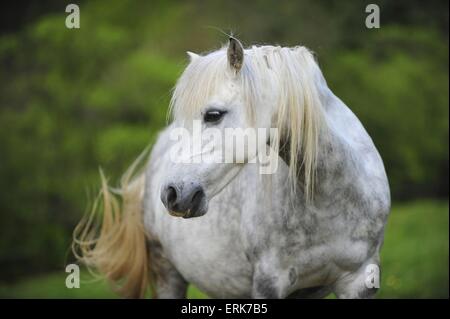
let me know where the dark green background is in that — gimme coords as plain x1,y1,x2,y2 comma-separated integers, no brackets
0,0,448,298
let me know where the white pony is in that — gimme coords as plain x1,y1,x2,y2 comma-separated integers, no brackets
74,37,390,299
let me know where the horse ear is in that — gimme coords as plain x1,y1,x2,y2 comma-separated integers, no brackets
227,37,244,72
186,51,199,61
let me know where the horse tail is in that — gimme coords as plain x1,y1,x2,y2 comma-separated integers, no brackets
72,149,153,298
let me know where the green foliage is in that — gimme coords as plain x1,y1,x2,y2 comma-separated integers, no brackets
0,0,448,294
378,200,449,298
0,0,188,278
323,26,449,199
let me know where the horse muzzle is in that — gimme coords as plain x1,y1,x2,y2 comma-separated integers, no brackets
160,183,207,218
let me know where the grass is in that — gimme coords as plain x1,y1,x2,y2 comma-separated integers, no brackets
377,200,448,298
0,271,207,299
0,200,447,299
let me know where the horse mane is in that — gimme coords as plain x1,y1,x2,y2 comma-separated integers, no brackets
169,44,326,201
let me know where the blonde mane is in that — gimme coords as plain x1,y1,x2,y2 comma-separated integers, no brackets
169,45,326,201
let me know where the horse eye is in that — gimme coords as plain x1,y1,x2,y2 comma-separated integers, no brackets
203,110,226,123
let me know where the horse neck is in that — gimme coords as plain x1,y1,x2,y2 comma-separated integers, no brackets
291,85,363,203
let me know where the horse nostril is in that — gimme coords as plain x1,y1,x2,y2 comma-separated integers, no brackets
161,184,206,218
190,188,205,210
166,186,178,208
